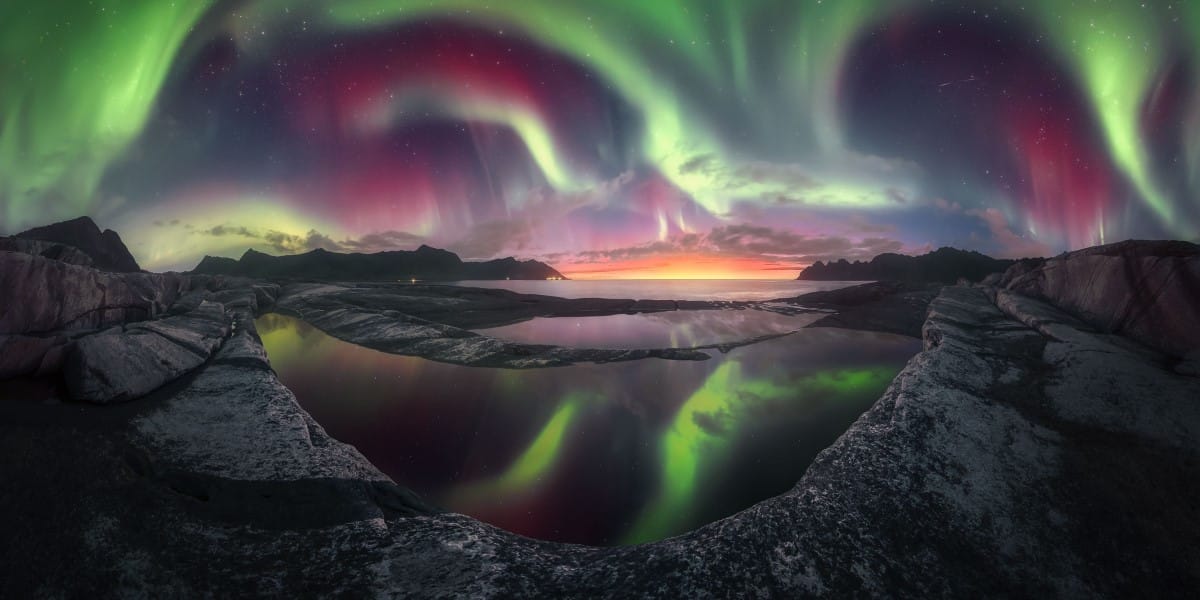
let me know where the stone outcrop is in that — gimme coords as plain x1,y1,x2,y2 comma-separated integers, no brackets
0,250,189,381
4,276,1197,596
1,235,1196,596
63,301,232,404
996,239,1200,359
0,237,95,267
15,216,141,272
0,247,282,398
772,281,941,338
0,251,187,335
273,283,758,368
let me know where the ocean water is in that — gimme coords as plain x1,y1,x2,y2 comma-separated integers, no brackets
257,312,920,546
446,279,863,302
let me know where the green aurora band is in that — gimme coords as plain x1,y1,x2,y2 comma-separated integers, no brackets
0,1,212,226
2,0,1197,253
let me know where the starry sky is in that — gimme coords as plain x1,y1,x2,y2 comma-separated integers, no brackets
2,1,1198,277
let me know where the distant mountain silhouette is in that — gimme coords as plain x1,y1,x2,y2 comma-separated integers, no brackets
15,216,141,272
191,245,567,281
797,247,1023,283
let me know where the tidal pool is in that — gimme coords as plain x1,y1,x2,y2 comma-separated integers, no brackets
257,313,921,545
474,309,823,349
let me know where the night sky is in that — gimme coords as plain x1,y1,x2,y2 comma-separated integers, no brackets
2,1,1198,277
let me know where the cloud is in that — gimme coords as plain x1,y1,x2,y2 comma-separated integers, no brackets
449,219,535,260
448,171,637,259
969,208,1054,259
193,224,426,255
204,224,258,237
340,230,426,253
555,224,906,266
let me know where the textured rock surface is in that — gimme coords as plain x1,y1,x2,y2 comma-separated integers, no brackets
1,235,1197,596
3,281,1197,596
276,281,734,329
63,301,232,404
272,283,774,368
997,239,1200,358
0,251,187,334
772,281,940,338
0,333,71,378
0,237,95,267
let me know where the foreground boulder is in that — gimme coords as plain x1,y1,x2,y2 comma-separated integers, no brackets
997,239,1200,359
63,301,232,404
0,251,186,334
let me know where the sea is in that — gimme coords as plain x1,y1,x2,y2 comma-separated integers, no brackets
444,278,863,302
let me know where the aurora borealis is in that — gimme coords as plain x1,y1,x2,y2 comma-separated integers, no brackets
3,1,1198,276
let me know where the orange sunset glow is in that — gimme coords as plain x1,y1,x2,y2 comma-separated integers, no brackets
559,255,802,280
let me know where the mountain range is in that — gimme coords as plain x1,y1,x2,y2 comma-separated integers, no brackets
11,216,141,272
191,245,567,281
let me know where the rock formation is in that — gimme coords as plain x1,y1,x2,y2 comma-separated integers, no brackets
14,216,141,272
271,282,778,368
773,281,942,337
797,247,1021,283
191,244,567,281
992,239,1199,360
1,235,1197,596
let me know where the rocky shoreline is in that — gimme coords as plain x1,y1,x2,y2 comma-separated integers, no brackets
1,238,1197,596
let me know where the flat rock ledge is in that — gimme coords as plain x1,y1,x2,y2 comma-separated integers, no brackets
4,277,1197,596
272,283,791,368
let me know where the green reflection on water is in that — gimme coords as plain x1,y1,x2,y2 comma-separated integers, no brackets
451,392,592,503
622,363,898,544
257,312,911,545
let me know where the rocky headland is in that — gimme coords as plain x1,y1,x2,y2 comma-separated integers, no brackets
1,221,1197,597
797,246,1022,283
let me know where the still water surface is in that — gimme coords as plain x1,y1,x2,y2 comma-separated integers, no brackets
257,312,919,545
475,309,824,349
